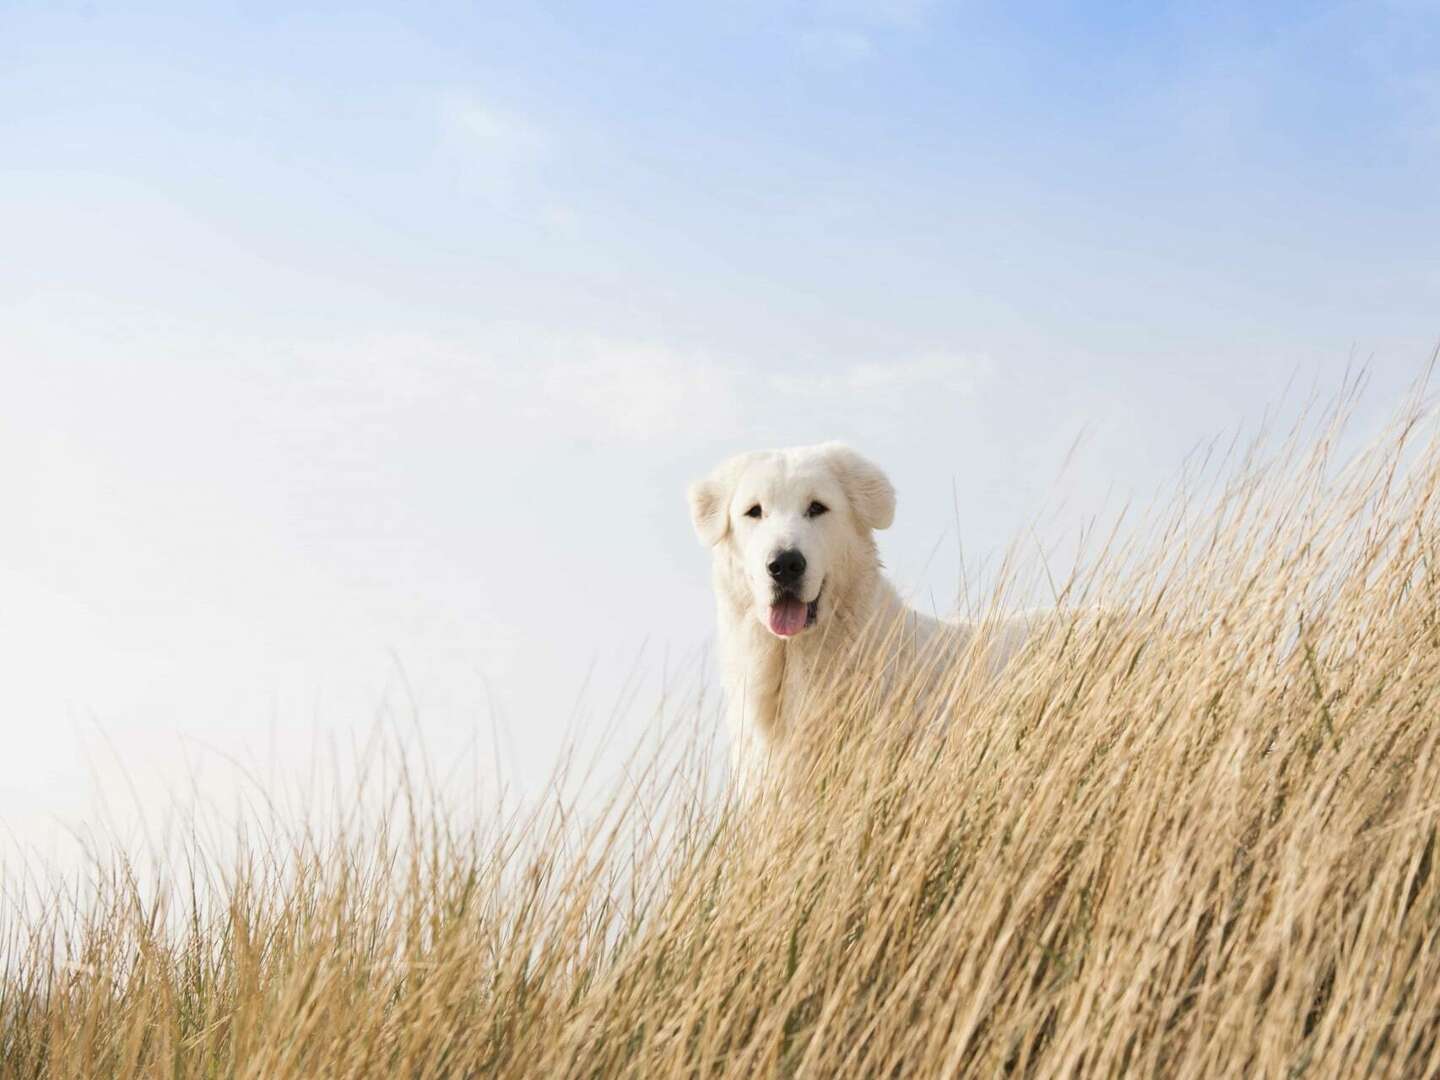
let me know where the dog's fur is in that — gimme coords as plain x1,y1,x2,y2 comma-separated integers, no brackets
689,442,1030,789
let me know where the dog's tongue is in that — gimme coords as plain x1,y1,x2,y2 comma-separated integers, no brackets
768,597,809,637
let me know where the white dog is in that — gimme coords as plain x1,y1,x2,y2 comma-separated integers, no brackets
689,442,1030,789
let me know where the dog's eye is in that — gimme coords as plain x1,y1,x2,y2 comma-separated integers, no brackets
806,501,829,518
745,504,763,519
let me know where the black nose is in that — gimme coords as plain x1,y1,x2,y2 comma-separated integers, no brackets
767,549,807,587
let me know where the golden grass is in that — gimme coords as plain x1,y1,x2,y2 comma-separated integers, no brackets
5,373,1440,1077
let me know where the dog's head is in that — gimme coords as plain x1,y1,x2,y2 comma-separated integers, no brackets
688,443,896,638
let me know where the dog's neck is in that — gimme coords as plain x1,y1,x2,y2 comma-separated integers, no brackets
712,540,901,784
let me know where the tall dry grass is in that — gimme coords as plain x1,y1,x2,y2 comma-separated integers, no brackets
5,374,1440,1078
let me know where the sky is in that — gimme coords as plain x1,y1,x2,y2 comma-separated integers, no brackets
2,0,1438,865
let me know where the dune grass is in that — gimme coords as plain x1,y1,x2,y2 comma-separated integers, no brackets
5,374,1440,1077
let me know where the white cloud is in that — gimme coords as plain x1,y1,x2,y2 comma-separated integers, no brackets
805,0,938,28
799,27,875,66
532,343,991,445
443,97,542,148
436,94,546,195
539,341,743,443
538,203,582,232
794,0,937,66
770,352,992,406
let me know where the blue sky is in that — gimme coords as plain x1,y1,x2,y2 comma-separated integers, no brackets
6,0,1437,356
2,1,1437,858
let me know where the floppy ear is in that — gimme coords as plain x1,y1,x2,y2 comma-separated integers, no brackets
687,453,755,547
822,443,896,531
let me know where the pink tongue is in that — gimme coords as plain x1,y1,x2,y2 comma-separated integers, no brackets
768,596,809,637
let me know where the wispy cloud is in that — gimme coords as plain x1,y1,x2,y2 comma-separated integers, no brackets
539,343,990,444
538,342,743,443
794,0,937,65
436,94,546,196
799,27,875,66
805,0,939,29
771,352,992,407
236,327,992,449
